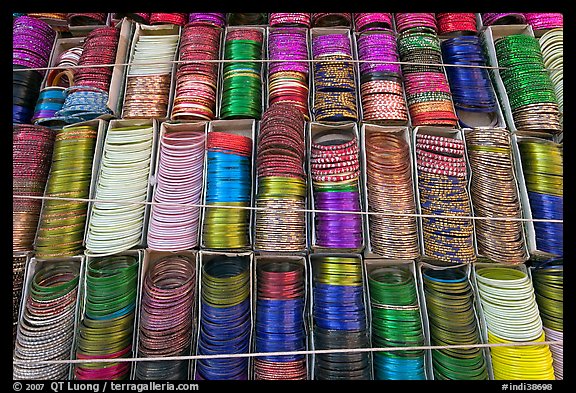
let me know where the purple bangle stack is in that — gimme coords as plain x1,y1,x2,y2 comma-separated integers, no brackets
481,13,526,26
268,27,310,119
147,129,206,251
269,13,311,27
188,13,226,27
394,13,437,33
524,13,563,31
353,13,393,32
311,131,363,250
13,16,56,73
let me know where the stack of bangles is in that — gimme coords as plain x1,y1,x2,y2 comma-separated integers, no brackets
26,13,68,30
12,262,81,380
312,255,371,380
524,13,563,32
220,28,264,119
356,29,408,124
539,28,563,127
421,266,488,380
135,255,196,380
532,260,563,380
267,26,310,119
123,29,179,119
394,13,437,34
475,267,555,380
74,26,120,93
353,13,393,32
196,256,251,380
441,35,499,127
255,103,307,252
369,266,426,380
150,13,188,26
12,124,55,252
365,130,419,258
269,13,311,27
32,86,66,126
202,131,253,250
416,133,476,264
228,13,267,25
435,13,477,36
13,16,56,124
495,34,561,134
254,259,308,380
46,46,84,88
75,255,139,380
119,13,150,24
397,26,458,127
188,13,226,27
465,128,528,264
67,13,107,25
312,33,358,121
51,85,113,125
311,131,363,250
34,124,98,259
311,13,352,27
518,138,563,257
147,128,206,251
481,13,526,26
13,255,26,347
171,23,221,120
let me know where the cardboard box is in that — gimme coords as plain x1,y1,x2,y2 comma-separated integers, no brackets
194,250,254,379
307,122,366,254
360,124,420,259
133,249,199,379
200,120,256,252
147,121,208,251
365,258,431,380
84,119,158,254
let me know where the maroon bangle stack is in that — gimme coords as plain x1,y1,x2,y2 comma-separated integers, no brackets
436,13,477,36
150,13,188,26
172,23,222,121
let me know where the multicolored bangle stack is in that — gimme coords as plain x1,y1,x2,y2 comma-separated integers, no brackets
311,130,363,250
269,13,311,27
475,266,555,380
75,255,139,380
13,255,27,347
481,13,526,26
31,87,66,126
495,34,561,134
254,259,308,380
220,28,264,119
312,255,371,380
196,256,251,380
188,13,226,27
147,129,206,251
13,262,81,380
524,13,563,32
353,13,393,32
171,23,221,121
436,13,477,36
34,124,98,259
267,27,310,119
13,124,55,252
416,133,476,264
135,255,196,380
441,35,499,127
532,260,563,380
13,16,56,124
397,25,458,127
46,46,84,88
356,29,408,124
369,266,426,380
422,265,488,380
202,131,253,250
465,128,528,264
123,29,179,119
254,103,307,252
150,13,188,26
311,13,352,27
517,138,563,257
312,32,358,121
365,130,419,258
